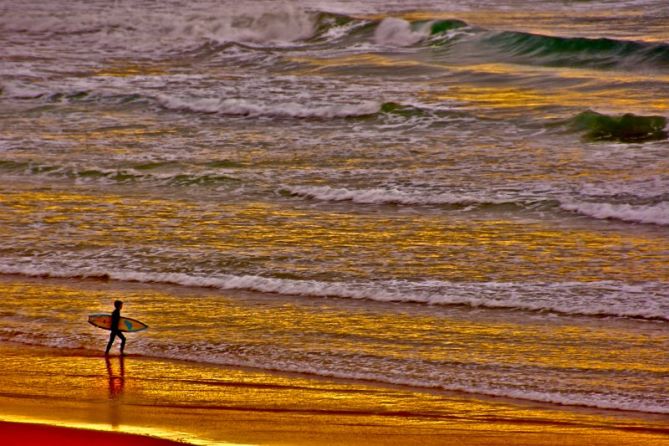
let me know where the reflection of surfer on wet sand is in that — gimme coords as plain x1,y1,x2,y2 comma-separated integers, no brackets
105,355,125,399
105,355,125,428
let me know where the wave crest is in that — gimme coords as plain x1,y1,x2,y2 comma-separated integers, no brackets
156,94,380,119
487,30,669,69
2,266,666,321
280,185,515,207
561,201,669,226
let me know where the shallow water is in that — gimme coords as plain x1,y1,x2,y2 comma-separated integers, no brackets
0,0,667,415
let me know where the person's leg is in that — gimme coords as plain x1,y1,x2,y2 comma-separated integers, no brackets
105,331,117,355
118,332,126,355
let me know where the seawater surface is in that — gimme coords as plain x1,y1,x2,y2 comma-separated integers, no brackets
0,0,668,416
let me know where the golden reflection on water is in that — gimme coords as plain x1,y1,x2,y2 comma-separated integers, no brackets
2,188,669,283
2,266,669,443
428,80,669,115
1,277,666,391
290,53,438,75
94,63,167,77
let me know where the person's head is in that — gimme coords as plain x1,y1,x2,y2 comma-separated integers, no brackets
114,300,123,310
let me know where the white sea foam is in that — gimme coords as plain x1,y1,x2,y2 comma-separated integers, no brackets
1,2,318,53
561,200,669,226
578,176,669,201
282,185,513,206
373,18,428,47
156,94,380,118
1,265,666,321
283,183,669,225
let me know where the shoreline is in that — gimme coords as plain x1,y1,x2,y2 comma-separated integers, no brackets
1,342,668,446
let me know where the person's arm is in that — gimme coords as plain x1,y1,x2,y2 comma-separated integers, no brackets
111,309,120,331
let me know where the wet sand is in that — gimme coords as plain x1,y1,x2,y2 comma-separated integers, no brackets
0,342,668,446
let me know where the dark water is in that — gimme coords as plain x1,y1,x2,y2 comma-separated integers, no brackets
0,0,667,414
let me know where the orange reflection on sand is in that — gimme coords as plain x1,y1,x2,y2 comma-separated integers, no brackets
105,356,125,429
0,342,667,446
106,356,125,400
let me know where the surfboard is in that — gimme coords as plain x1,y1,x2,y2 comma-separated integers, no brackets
88,314,149,332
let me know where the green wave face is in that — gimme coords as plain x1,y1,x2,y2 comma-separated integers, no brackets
399,18,469,36
380,102,427,118
485,31,669,69
429,19,468,35
569,111,668,142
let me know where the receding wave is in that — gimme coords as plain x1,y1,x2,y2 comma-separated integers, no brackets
566,110,668,142
3,332,666,415
2,265,666,321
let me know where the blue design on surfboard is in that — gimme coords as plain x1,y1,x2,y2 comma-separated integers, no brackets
88,314,149,332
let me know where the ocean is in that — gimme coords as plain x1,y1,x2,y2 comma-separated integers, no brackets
0,0,667,416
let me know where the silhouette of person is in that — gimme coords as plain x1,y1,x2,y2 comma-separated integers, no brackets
105,300,126,356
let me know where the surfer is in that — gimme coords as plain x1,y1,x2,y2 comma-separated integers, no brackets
105,300,126,356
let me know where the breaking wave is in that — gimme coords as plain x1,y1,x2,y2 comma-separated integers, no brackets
315,14,669,71
280,185,524,207
1,265,666,321
1,84,401,121
284,185,669,227
5,3,669,72
561,201,669,226
155,94,381,119
4,81,445,121
2,3,318,51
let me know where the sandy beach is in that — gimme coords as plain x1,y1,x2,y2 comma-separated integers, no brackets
1,340,668,446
